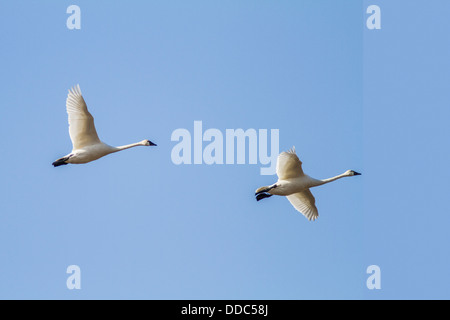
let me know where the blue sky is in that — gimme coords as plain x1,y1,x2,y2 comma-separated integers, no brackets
0,1,447,300
363,0,450,299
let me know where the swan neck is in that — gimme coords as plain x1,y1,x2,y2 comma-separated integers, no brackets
314,173,349,186
115,142,144,151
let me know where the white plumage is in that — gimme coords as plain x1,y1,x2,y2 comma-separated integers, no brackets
255,147,361,221
53,85,156,167
66,85,101,150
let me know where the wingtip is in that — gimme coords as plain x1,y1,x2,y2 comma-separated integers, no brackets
287,146,296,154
68,84,82,97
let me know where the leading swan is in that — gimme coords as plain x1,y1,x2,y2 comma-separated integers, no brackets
255,147,360,221
53,85,156,167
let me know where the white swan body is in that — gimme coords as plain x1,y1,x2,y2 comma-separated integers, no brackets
255,147,360,221
53,85,156,167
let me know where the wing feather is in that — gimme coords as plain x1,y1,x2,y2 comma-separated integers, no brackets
286,189,319,221
276,147,304,179
66,85,101,149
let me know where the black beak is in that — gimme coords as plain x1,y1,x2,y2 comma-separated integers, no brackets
354,171,361,176
148,140,157,146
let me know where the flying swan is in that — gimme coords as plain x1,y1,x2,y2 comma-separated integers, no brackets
255,147,360,221
52,85,156,167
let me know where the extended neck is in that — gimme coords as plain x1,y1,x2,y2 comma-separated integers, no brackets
310,172,350,187
113,141,146,152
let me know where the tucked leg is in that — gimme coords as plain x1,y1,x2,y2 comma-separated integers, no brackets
256,193,273,201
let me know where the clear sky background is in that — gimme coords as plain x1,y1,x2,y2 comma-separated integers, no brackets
0,0,447,300
363,0,450,300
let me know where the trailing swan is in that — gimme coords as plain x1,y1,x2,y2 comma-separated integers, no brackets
53,85,156,167
255,147,360,221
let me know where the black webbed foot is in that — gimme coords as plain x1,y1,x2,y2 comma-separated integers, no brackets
256,193,273,201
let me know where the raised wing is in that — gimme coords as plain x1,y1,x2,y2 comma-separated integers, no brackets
276,147,304,180
66,85,101,150
286,189,319,221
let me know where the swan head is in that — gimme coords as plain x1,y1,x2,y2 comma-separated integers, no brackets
346,170,361,176
143,140,157,146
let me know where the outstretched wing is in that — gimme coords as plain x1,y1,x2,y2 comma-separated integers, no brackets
286,189,319,221
66,85,101,150
276,147,304,180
